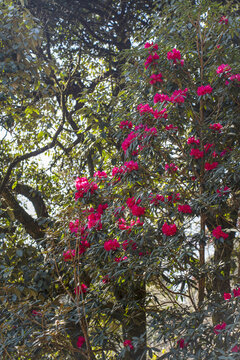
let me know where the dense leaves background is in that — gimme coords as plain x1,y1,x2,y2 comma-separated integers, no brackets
0,0,239,359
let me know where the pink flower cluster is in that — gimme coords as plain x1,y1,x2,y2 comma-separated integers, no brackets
77,336,85,348
216,64,240,85
126,197,145,217
219,16,228,25
216,64,232,75
63,249,75,261
171,88,188,104
87,204,108,230
162,222,177,236
118,217,143,231
190,148,204,159
123,339,134,350
94,171,107,179
177,338,188,349
75,283,88,295
212,225,228,239
150,193,180,205
165,163,178,172
120,120,133,129
214,322,226,334
209,123,222,132
167,48,184,66
104,239,120,251
69,219,81,234
217,186,230,196
154,88,188,104
137,103,168,119
178,204,192,214
150,73,163,84
149,194,165,206
187,136,200,145
115,256,128,263
145,52,159,69
75,177,98,200
145,42,158,50
197,85,213,96
204,162,218,171
224,287,240,300
121,131,139,153
231,345,240,353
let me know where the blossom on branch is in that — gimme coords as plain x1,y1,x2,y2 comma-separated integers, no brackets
162,222,177,236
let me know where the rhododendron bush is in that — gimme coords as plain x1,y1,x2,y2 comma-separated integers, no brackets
54,2,240,358
1,0,240,359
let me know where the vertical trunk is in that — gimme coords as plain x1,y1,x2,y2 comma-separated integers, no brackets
115,281,146,360
213,233,234,295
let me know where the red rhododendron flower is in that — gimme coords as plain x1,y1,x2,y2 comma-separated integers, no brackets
229,73,240,82
102,275,110,284
153,108,168,119
126,197,141,209
63,249,76,261
79,240,91,255
154,93,170,104
217,186,230,196
178,204,192,214
170,88,188,104
69,219,80,234
167,48,181,62
224,293,231,300
197,85,213,96
231,345,240,353
209,123,223,132
204,162,218,170
165,163,178,172
177,338,188,349
150,194,165,205
137,103,153,114
123,339,134,350
121,131,139,153
120,120,133,129
187,136,200,145
131,204,145,217
214,322,226,334
75,283,88,295
212,226,228,239
118,218,132,231
144,42,158,50
93,170,107,178
104,239,120,251
216,64,232,74
77,336,85,348
204,143,214,152
162,222,177,236
149,73,163,84
190,148,204,159
167,193,180,203
219,16,228,25
114,256,128,263
75,177,98,200
123,161,138,172
87,212,102,230
144,52,159,69
233,287,240,297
